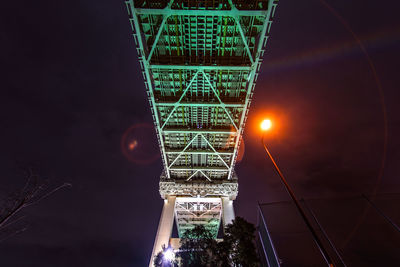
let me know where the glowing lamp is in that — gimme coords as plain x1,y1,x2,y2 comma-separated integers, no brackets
163,248,175,262
261,119,272,131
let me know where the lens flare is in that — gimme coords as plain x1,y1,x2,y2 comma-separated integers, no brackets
128,140,138,150
121,123,160,164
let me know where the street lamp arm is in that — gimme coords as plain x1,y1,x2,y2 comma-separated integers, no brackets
261,136,335,267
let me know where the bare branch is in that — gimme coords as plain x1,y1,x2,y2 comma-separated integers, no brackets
24,183,72,208
0,215,26,231
0,169,71,242
0,227,28,243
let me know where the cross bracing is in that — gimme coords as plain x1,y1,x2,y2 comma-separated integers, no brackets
125,0,278,260
175,197,222,238
126,0,278,181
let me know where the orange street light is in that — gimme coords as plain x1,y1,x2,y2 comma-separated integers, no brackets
260,119,335,267
261,119,272,131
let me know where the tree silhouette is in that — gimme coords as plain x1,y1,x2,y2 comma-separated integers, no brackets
154,217,259,267
0,168,71,242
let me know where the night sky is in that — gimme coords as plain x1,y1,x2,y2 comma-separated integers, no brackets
1,0,400,266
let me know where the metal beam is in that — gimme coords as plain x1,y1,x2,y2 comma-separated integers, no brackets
147,15,167,62
127,0,171,178
160,71,199,129
186,170,200,181
166,149,233,155
200,134,230,169
234,16,254,65
156,102,245,108
228,0,278,180
134,8,268,17
227,0,262,71
150,64,252,71
202,71,239,131
176,214,219,219
176,197,222,203
168,133,199,168
199,170,212,182
170,166,228,171
163,128,237,135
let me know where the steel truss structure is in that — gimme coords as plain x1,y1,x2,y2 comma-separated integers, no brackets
125,0,278,265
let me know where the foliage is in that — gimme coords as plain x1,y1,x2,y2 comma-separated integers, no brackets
154,217,259,267
176,225,219,267
222,217,260,267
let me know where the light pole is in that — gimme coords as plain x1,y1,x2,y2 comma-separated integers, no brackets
260,119,335,267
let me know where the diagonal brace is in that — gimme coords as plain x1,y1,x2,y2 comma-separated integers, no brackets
168,133,199,168
234,16,255,65
202,71,239,131
161,71,200,129
186,170,212,182
200,134,230,169
199,170,212,182
186,170,200,181
147,15,168,62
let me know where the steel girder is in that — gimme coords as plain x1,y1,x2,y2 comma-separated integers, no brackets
125,0,278,238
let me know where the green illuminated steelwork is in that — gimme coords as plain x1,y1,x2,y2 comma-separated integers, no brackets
125,0,279,254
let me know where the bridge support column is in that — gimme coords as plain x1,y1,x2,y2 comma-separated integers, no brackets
221,196,235,228
149,195,176,267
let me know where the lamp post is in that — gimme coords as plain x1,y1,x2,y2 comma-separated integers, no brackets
260,119,334,267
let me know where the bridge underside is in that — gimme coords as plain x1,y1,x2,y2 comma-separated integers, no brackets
125,0,278,265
